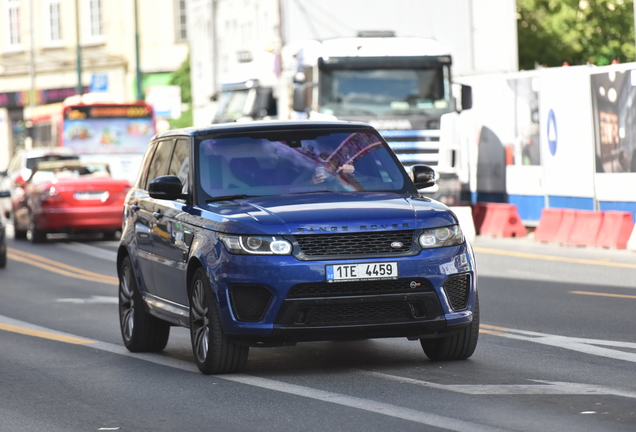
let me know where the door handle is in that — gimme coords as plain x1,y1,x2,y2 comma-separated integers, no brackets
153,211,163,219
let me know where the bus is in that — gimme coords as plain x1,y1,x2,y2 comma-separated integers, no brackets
25,94,156,182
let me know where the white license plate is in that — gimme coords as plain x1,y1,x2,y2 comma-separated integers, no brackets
326,262,398,283
74,191,107,201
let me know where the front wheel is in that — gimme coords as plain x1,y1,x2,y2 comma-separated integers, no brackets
189,268,249,374
118,256,170,352
420,293,480,360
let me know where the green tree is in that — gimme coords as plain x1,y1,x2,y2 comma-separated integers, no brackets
168,52,192,128
518,0,635,69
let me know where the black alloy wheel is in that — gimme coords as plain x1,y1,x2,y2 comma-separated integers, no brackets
118,256,170,352
189,268,249,374
420,292,480,361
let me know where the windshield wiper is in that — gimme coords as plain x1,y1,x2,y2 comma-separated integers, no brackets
205,194,256,203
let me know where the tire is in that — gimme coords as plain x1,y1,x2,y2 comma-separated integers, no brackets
118,256,170,352
13,215,26,240
0,248,6,268
103,230,120,241
27,220,47,243
189,268,249,374
421,293,480,361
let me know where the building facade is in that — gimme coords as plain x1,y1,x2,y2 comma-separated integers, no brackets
0,0,189,164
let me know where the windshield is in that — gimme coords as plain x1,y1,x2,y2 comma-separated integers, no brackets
196,130,411,202
214,89,250,123
319,67,452,117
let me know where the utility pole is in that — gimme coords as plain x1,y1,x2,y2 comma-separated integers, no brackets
29,0,36,108
75,0,83,95
134,0,143,100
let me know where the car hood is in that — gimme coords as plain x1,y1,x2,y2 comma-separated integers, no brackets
201,192,456,235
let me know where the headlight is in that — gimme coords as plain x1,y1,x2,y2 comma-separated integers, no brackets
419,225,464,249
219,234,292,255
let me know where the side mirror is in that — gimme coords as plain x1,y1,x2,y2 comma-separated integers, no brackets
411,165,436,189
293,85,308,113
148,175,186,200
0,191,10,198
460,84,472,111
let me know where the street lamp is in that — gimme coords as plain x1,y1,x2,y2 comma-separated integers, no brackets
75,0,83,95
134,0,143,101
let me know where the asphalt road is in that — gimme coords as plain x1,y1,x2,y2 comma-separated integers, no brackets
1,228,635,432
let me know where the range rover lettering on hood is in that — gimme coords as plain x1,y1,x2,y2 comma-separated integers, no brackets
297,223,410,233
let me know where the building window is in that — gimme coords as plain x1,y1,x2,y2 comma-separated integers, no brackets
89,0,102,37
45,0,62,42
6,0,21,46
175,0,187,42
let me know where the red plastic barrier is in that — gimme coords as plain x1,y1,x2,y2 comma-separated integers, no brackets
567,210,604,247
534,208,563,243
479,203,527,238
553,209,577,245
596,211,635,249
472,202,489,235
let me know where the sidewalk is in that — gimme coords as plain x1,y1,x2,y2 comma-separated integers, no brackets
472,231,636,265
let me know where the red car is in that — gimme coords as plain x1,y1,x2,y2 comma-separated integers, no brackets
12,161,130,242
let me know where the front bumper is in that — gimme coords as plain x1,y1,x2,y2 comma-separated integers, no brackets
208,242,477,345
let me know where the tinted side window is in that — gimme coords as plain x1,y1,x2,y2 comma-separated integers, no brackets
145,139,175,189
168,139,189,194
136,142,157,189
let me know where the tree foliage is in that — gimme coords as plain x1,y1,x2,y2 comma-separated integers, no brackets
168,52,193,128
517,0,635,69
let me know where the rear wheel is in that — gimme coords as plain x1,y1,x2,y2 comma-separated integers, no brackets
190,268,249,374
118,256,170,352
0,246,6,268
421,293,480,360
27,219,47,243
13,215,26,240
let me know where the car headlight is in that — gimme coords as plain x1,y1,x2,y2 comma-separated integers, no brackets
418,225,464,248
219,234,292,255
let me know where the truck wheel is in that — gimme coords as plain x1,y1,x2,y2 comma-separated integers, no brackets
119,256,170,352
421,293,480,360
189,268,248,374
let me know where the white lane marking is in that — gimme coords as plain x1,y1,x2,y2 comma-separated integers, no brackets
483,326,636,364
0,313,503,432
361,371,636,399
57,295,119,304
57,242,117,262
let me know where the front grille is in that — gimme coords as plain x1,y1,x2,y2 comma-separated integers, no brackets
312,303,410,325
294,230,415,258
287,278,433,298
443,274,471,311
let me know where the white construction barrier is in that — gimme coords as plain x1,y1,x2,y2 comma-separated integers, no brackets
450,206,476,243
628,224,636,252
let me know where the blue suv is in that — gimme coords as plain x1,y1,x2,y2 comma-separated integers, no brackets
117,121,478,374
